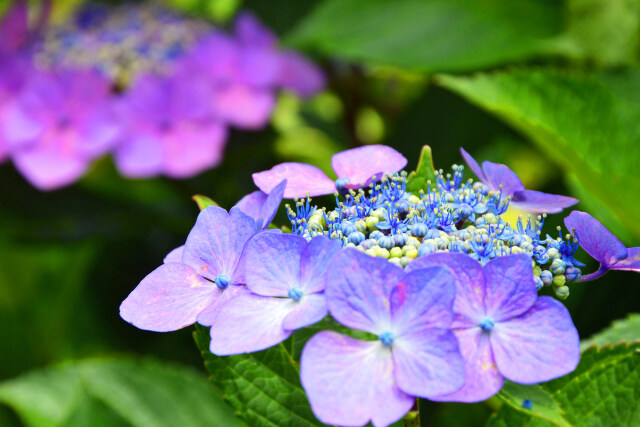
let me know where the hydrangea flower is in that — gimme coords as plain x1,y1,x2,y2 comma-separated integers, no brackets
234,180,287,230
460,148,577,213
208,233,342,355
253,145,408,198
300,249,465,426
565,211,640,280
406,252,580,402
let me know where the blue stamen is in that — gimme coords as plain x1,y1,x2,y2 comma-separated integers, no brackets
214,274,229,289
288,287,304,301
379,331,394,347
479,317,495,333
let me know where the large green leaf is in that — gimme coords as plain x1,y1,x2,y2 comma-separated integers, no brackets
580,314,640,351
287,0,562,72
490,342,640,426
0,358,243,427
437,69,640,242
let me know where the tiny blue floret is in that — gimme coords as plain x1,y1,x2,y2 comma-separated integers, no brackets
214,274,230,289
288,286,304,301
479,317,495,333
522,399,533,410
378,331,394,347
335,178,351,192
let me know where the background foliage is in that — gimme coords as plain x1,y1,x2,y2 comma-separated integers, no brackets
1,0,640,426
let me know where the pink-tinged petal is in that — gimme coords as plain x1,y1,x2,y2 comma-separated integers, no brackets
406,253,486,327
212,84,274,129
114,134,164,178
326,248,404,334
209,293,294,355
196,285,246,327
299,235,342,294
459,147,487,182
481,161,525,196
331,145,407,187
78,113,121,157
277,51,325,97
510,190,578,214
253,162,335,198
235,191,267,223
282,293,327,330
163,246,184,264
483,254,537,321
431,328,503,403
300,332,414,427
1,103,44,146
163,121,227,178
182,206,258,284
181,34,240,83
564,211,628,268
613,247,640,272
393,328,465,398
168,74,213,121
390,267,456,334
234,12,277,49
238,47,280,87
244,233,307,296
491,297,580,384
119,263,218,332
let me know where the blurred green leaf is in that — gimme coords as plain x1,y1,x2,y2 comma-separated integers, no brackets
437,69,640,242
406,145,437,194
491,342,640,426
192,195,219,211
0,358,243,427
580,314,640,351
288,0,562,72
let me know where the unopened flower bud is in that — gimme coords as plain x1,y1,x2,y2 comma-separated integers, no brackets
540,270,553,286
552,274,566,288
555,286,570,300
550,259,566,275
564,266,582,282
390,247,403,258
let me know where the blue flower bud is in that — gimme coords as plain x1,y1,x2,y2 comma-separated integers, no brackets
393,233,407,247
396,200,411,215
214,274,230,289
335,178,350,192
540,270,553,286
478,317,495,333
534,276,544,291
379,331,394,346
418,243,437,256
348,231,365,245
378,236,395,249
341,222,357,236
550,259,566,275
360,238,376,250
369,230,385,240
564,266,581,282
555,286,570,300
411,223,428,238
288,286,304,301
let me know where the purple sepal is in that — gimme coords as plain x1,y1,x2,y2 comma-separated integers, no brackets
613,247,640,272
253,162,335,198
234,179,285,229
564,211,628,268
331,145,407,188
163,245,184,264
511,190,578,214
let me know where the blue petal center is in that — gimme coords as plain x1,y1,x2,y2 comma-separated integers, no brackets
335,178,351,191
478,317,495,333
288,286,304,301
214,274,229,289
379,331,394,347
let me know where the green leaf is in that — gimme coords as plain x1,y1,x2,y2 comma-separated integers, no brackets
580,314,640,351
287,0,562,72
406,145,437,194
0,358,244,427
192,195,219,211
436,68,640,241
194,324,326,426
491,342,640,426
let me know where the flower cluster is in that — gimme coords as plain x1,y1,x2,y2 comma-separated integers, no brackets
121,145,638,427
0,2,324,190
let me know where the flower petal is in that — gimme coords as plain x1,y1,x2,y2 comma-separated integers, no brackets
564,211,628,268
300,331,414,427
209,292,294,355
299,235,343,294
430,328,503,403
481,161,525,196
406,253,486,327
234,191,267,223
163,121,227,178
613,247,640,272
277,51,325,97
114,134,164,178
163,245,184,264
331,145,407,187
244,232,307,296
212,84,274,129
195,285,246,327
258,179,286,229
459,148,487,182
252,162,335,198
483,254,537,321
325,248,404,334
491,297,580,384
234,12,277,49
182,206,258,284
119,263,217,332
282,293,328,330
511,190,578,214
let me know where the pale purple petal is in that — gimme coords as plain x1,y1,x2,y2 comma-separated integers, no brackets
483,254,537,321
393,328,465,398
238,48,280,87
390,267,456,333
406,253,486,327
331,145,407,187
235,191,267,222
299,235,342,294
277,51,325,97
282,293,327,330
259,179,286,229
1,103,44,146
119,263,217,332
114,134,164,178
196,285,246,327
325,248,404,334
613,247,640,272
430,328,503,403
163,246,184,264
491,297,580,384
252,162,335,198
511,190,578,214
481,161,525,196
182,206,258,284
244,233,307,296
234,12,277,49
209,293,294,355
300,331,414,427
212,84,274,129
459,148,487,182
564,211,628,268
163,121,227,178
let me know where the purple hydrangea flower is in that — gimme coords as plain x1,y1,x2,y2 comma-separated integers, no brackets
300,249,465,426
253,145,408,198
460,148,577,213
114,72,227,178
406,252,580,402
565,211,640,280
208,233,342,355
1,69,121,190
120,181,286,331
234,179,287,230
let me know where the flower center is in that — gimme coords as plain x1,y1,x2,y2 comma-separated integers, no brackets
214,274,229,289
288,286,304,301
378,331,394,347
478,317,495,333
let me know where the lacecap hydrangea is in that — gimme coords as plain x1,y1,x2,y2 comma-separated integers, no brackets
120,145,638,427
